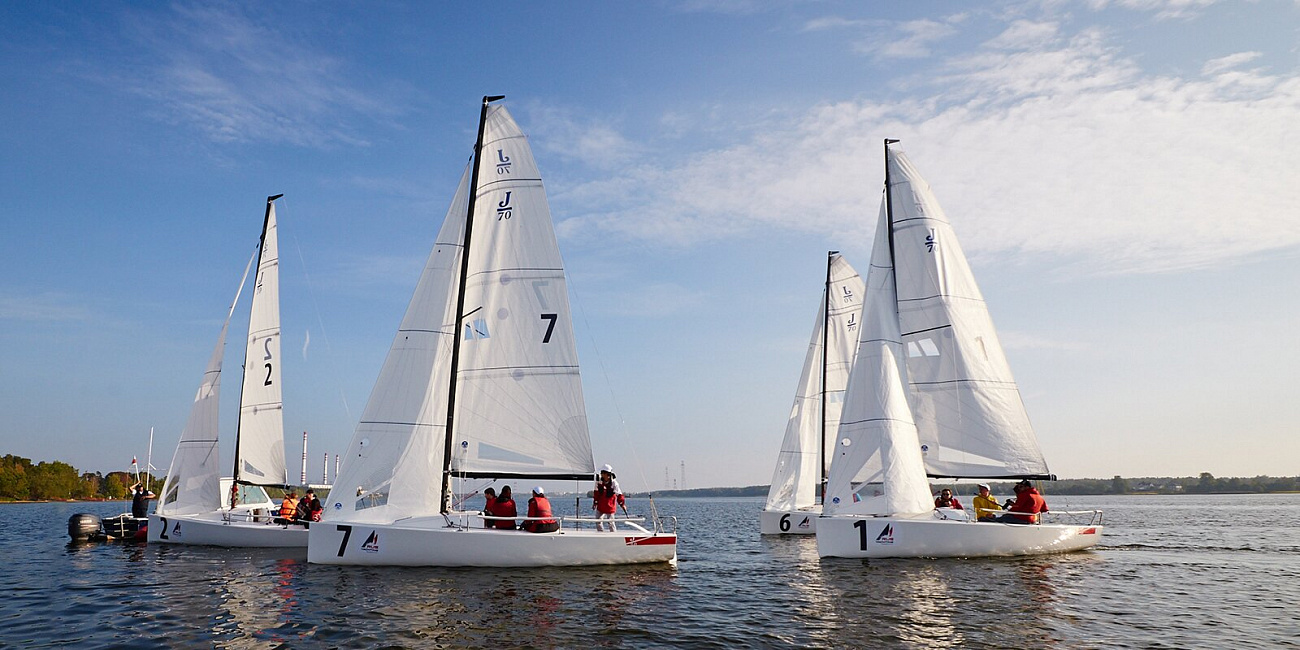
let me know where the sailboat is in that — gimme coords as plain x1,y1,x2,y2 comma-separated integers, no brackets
760,252,864,535
307,96,677,567
150,195,307,548
816,141,1102,558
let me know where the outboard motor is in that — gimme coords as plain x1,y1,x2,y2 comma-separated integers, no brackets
68,513,103,542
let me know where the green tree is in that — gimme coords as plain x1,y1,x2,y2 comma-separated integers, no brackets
103,475,127,500
1110,475,1128,494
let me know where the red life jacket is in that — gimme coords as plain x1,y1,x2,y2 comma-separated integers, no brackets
1010,488,1048,522
593,480,624,514
528,496,557,525
487,497,517,529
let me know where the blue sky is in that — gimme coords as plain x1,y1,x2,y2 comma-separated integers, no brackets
2,1,1297,491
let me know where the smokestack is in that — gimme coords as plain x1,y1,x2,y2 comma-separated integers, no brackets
323,452,328,484
301,431,308,485
335,454,340,481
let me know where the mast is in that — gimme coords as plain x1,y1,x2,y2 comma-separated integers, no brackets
232,193,283,487
441,95,504,513
818,250,837,502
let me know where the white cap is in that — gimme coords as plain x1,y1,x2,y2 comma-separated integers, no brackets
977,483,990,490
601,464,614,473
533,486,545,495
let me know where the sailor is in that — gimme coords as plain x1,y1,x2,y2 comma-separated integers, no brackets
487,485,518,530
1000,480,1049,524
278,491,299,522
593,464,628,532
523,486,559,533
130,483,149,519
972,483,1002,521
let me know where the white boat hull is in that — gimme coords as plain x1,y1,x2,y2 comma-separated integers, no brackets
816,513,1102,558
759,507,821,535
148,513,309,548
307,518,677,567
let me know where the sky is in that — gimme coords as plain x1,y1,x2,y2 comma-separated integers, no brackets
1,1,1297,493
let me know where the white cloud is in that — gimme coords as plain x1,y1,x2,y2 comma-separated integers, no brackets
1085,0,1221,20
102,5,402,148
1202,51,1263,76
984,20,1060,50
0,292,91,321
555,23,1300,277
855,18,960,60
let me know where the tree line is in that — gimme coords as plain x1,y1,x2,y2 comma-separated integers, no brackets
0,454,161,501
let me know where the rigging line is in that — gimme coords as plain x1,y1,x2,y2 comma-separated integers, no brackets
566,273,652,494
286,203,353,424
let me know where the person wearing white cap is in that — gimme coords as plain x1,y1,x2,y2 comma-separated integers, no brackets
593,464,627,531
972,483,1002,522
523,486,559,533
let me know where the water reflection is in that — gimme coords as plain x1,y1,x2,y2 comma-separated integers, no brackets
814,552,1103,649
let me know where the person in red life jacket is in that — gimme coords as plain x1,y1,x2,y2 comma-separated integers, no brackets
486,485,517,530
592,464,628,532
934,487,964,510
481,487,497,529
277,491,299,524
999,479,1049,524
295,489,322,523
522,486,560,533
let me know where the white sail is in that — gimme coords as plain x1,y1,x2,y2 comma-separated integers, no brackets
235,199,288,486
449,104,594,479
887,150,1049,479
765,254,864,511
327,165,470,523
158,254,255,516
823,209,932,517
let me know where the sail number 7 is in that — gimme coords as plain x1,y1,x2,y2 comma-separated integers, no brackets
540,314,557,343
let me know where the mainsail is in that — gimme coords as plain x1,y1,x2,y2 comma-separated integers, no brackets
157,254,255,516
234,197,289,487
327,100,594,525
886,150,1050,479
765,253,864,511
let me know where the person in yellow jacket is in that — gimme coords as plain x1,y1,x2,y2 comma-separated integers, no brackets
972,483,1002,522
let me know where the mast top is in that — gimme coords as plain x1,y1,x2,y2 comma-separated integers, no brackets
828,250,840,257
483,95,505,105
884,138,900,145
266,194,284,203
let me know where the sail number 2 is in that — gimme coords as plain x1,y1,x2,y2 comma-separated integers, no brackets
263,337,274,386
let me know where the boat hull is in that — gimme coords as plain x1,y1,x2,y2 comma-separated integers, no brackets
759,507,821,535
307,519,677,567
816,514,1101,558
148,513,309,548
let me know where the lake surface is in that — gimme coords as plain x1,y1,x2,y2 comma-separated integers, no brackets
2,494,1298,648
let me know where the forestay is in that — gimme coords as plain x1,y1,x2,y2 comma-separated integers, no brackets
823,209,932,517
158,255,254,516
328,166,470,524
765,254,864,512
887,150,1049,479
235,200,289,487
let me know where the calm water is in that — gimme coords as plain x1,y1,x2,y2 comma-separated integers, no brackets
2,494,1298,648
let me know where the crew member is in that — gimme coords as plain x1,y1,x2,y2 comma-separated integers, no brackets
523,486,559,533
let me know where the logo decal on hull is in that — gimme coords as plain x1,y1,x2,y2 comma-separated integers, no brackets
1080,527,1097,535
361,531,380,553
798,517,811,529
172,522,182,537
625,536,676,546
876,524,894,545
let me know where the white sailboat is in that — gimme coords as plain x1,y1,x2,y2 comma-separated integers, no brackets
816,141,1102,558
760,252,864,535
150,195,307,548
307,96,677,567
